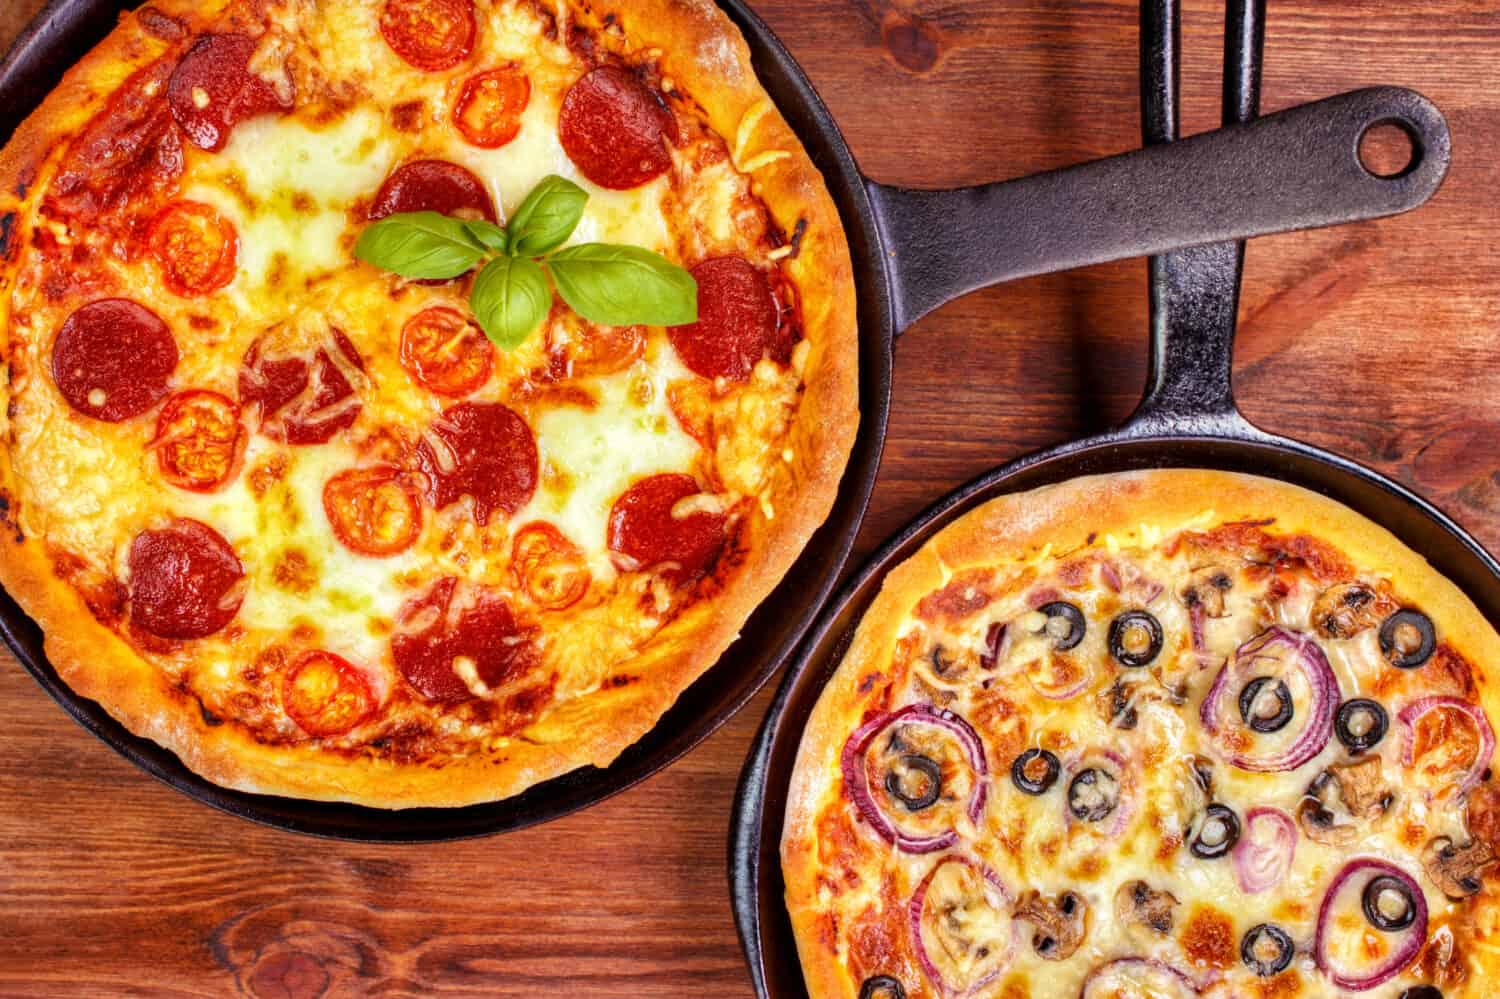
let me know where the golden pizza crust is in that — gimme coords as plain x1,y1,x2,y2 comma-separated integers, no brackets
781,469,1500,998
0,0,857,808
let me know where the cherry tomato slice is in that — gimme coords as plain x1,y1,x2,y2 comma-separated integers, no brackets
453,65,531,149
323,466,423,557
511,522,591,610
153,390,244,492
569,323,645,378
283,650,375,737
399,306,493,396
149,200,238,297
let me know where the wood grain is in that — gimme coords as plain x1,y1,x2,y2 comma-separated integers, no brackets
4,1,1500,995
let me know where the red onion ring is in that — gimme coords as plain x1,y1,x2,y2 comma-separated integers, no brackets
1200,627,1338,772
1063,747,1136,838
979,621,1009,671
1314,857,1428,991
1231,807,1297,894
840,703,988,853
909,857,1012,997
1078,957,1203,997
1398,695,1496,799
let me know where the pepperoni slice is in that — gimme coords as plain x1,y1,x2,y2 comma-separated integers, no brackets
380,0,477,72
416,402,537,526
239,327,365,445
558,66,676,190
52,299,178,422
323,466,423,557
453,66,530,149
399,306,493,396
668,257,780,382
607,473,727,584
391,577,536,702
368,159,497,222
48,59,182,221
149,200,239,297
167,34,293,153
153,390,244,492
283,650,376,737
128,518,244,640
511,522,590,610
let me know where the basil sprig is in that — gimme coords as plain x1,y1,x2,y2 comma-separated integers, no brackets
354,175,697,349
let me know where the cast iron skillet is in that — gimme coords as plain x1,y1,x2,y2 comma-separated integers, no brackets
727,1,1499,994
0,0,1451,840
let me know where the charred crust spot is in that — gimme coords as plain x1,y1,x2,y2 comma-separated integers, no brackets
0,213,15,260
1086,532,1097,544
199,702,223,726
15,163,37,199
607,674,636,688
135,6,187,40
786,217,808,260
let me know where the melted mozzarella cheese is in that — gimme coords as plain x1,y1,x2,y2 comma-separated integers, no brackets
174,436,416,676
523,348,700,574
185,108,397,305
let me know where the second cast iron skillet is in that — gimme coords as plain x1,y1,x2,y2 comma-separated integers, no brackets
728,0,1499,994
0,0,1452,838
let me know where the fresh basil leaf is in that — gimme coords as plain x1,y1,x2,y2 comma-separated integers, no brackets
546,244,698,327
506,175,588,258
354,211,487,280
464,219,509,254
469,255,551,350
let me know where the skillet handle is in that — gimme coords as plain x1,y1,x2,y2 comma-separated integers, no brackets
869,85,1450,336
1124,0,1264,437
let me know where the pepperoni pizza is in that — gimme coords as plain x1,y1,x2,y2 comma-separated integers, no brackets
0,0,856,806
783,471,1500,999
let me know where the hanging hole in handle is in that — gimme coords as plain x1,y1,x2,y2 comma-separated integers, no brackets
1358,119,1422,179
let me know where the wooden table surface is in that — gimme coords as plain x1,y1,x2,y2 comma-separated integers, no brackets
4,1,1500,995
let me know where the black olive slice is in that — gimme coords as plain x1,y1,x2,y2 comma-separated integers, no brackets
1241,923,1294,977
1108,610,1163,667
1362,874,1418,932
884,754,942,812
1188,803,1241,859
1237,676,1295,733
1011,749,1060,795
1380,608,1436,669
1398,987,1443,999
1037,601,1086,650
1068,767,1120,822
859,975,906,999
1335,698,1389,753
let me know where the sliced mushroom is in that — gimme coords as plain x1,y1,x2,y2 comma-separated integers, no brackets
1311,582,1385,640
1012,889,1088,960
1328,756,1396,821
1181,566,1233,618
1099,678,1140,730
1115,880,1178,935
1421,836,1498,900
1299,771,1359,847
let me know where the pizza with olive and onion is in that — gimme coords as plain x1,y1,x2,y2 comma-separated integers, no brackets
783,471,1500,999
0,0,856,806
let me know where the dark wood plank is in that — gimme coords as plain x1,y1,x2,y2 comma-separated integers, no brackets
3,1,1500,994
